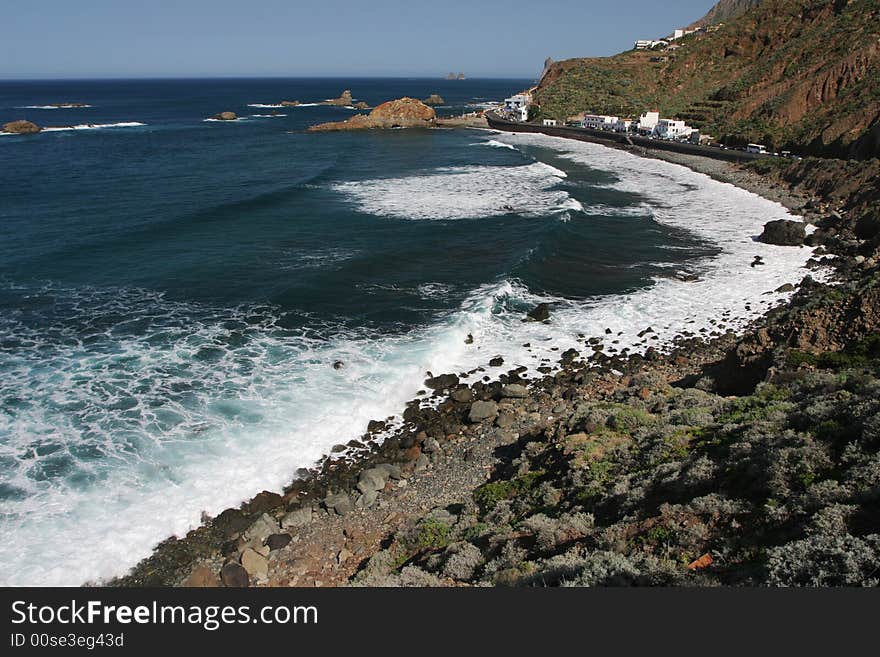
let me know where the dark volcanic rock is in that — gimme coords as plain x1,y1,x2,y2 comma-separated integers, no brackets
220,562,249,587
758,219,806,246
527,303,551,321
265,533,292,551
425,373,459,390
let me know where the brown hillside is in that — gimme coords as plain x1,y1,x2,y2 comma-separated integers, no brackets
533,0,880,158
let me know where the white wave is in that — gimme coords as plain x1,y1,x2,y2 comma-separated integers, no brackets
250,114,288,118
247,103,285,108
41,122,146,132
332,162,582,220
581,203,656,218
16,104,93,109
203,118,247,122
477,139,519,150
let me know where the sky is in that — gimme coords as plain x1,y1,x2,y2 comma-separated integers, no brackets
0,0,716,79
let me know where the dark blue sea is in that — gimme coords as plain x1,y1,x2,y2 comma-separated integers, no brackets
0,78,811,584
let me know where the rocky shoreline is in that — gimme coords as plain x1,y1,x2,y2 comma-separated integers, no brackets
112,151,880,588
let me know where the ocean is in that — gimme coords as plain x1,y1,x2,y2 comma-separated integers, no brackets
0,78,814,585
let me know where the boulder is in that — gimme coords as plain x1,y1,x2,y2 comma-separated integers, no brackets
211,111,238,121
425,373,459,390
242,513,279,543
280,506,313,528
183,565,220,587
265,533,292,551
758,219,805,246
451,387,474,403
855,213,880,241
240,548,269,580
2,120,41,134
220,562,249,587
469,400,498,423
357,468,388,494
423,94,445,105
527,303,551,321
324,491,354,516
501,383,528,398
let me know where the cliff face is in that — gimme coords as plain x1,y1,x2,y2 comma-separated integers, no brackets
534,0,880,158
688,0,764,27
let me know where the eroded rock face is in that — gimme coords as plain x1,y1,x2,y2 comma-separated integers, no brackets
308,97,436,132
3,120,41,134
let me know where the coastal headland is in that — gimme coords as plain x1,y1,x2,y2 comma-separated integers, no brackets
115,141,880,588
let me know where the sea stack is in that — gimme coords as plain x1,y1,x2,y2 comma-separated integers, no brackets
423,94,445,105
323,90,354,106
211,111,238,121
3,120,41,134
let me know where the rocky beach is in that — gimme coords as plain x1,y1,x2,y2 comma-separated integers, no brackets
114,146,880,588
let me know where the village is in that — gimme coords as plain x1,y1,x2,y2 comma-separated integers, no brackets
496,20,780,156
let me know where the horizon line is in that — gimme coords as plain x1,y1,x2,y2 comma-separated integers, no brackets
0,74,537,83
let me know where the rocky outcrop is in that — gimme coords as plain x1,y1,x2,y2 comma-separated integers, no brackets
211,111,237,121
3,120,41,134
323,90,354,106
758,219,806,246
308,97,436,132
280,100,301,107
423,94,444,105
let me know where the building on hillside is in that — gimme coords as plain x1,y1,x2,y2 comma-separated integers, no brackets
583,114,618,130
612,118,634,132
634,39,668,50
671,29,685,40
746,143,769,153
636,110,660,134
504,93,531,121
655,118,694,140
542,118,558,126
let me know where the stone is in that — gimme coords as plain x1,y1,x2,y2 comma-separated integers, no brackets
425,373,459,390
501,384,528,398
183,565,220,587
452,387,474,403
357,468,388,494
775,283,796,293
423,94,445,105
240,548,269,580
372,463,402,480
281,506,313,528
495,412,517,429
469,400,499,423
758,219,806,246
243,513,279,543
527,303,551,321
211,111,237,121
489,356,504,367
2,120,41,134
356,488,379,508
266,533,292,551
220,562,249,587
324,491,354,516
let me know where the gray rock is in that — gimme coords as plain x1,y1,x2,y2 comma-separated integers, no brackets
527,303,551,321
422,437,441,453
280,506,313,529
501,384,528,398
495,412,517,429
358,468,388,494
243,513,279,543
469,400,498,423
324,491,354,516
265,533,292,551
356,488,379,508
424,373,459,390
372,463,402,480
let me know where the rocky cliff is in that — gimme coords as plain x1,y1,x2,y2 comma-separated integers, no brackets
534,0,880,158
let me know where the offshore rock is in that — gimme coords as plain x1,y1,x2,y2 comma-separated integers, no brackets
308,97,436,132
758,219,806,246
3,120,41,134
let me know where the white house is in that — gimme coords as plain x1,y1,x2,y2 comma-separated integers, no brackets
654,118,693,140
504,93,531,121
612,118,634,132
583,114,618,130
634,39,668,50
542,119,558,127
636,110,660,134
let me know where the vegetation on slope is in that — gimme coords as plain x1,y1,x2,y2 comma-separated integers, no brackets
533,0,880,157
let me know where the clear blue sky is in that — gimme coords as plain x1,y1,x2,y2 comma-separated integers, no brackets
1,0,716,79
